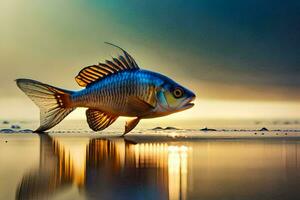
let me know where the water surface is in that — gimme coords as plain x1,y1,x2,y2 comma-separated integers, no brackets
1,133,300,200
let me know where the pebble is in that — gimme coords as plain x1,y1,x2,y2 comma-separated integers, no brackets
0,129,33,133
200,127,217,131
19,129,33,133
11,125,21,129
165,127,178,130
152,127,163,130
0,129,14,133
259,127,269,131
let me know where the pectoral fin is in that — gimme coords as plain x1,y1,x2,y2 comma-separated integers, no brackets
127,96,155,114
124,117,140,136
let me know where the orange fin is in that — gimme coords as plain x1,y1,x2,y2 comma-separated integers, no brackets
86,109,118,131
124,117,140,135
75,43,139,87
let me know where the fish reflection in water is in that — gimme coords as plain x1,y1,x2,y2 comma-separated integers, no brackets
16,135,189,200
16,136,300,200
16,135,74,200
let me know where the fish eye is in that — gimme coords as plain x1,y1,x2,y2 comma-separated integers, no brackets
173,87,184,98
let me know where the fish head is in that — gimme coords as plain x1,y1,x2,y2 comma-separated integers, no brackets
156,78,196,114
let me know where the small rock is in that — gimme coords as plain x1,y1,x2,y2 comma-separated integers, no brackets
200,127,217,131
5,141,8,143
165,127,178,130
2,121,9,124
0,129,14,133
259,127,269,131
19,129,33,133
11,125,21,129
152,127,163,130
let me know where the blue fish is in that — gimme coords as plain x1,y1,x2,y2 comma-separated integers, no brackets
16,43,196,135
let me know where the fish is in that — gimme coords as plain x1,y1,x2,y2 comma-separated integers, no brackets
16,43,196,135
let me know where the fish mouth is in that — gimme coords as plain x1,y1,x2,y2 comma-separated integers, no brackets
181,96,195,110
185,102,194,108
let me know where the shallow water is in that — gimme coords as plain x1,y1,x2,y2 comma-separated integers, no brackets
1,132,300,200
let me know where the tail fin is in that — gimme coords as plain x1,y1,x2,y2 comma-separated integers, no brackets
16,79,75,132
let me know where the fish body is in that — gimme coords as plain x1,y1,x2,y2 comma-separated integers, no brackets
16,43,195,135
72,69,194,118
72,70,162,117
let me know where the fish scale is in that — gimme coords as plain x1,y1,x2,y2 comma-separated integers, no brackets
71,70,157,116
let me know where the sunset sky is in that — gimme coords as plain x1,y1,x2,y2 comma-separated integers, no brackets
0,0,299,120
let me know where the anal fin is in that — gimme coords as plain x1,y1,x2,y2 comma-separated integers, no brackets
124,117,140,136
86,109,118,131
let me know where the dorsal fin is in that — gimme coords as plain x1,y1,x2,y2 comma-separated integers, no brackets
75,43,140,87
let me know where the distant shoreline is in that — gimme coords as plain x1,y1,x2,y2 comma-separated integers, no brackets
2,130,300,143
